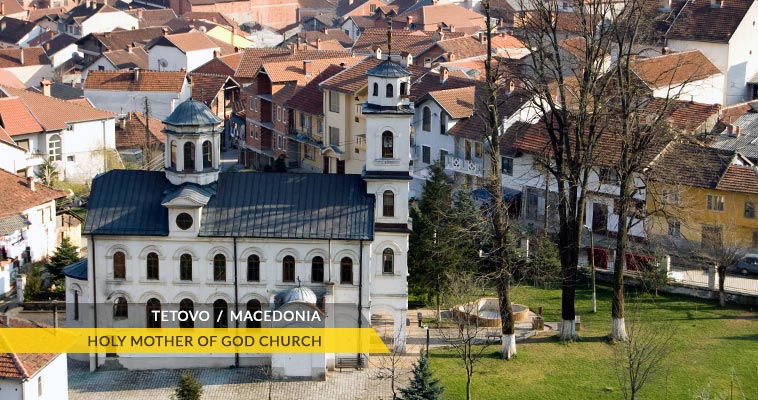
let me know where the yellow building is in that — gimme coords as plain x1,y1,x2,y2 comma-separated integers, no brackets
647,143,758,250
206,26,254,49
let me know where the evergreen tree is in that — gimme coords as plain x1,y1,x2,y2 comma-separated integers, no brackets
408,162,452,316
172,371,203,400
48,237,80,278
273,155,287,172
439,188,488,274
399,355,444,400
35,158,58,186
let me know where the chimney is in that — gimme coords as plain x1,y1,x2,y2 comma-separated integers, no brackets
213,49,220,58
406,16,413,29
0,21,4,32
400,52,412,67
133,67,140,82
447,51,455,61
440,66,449,83
44,42,50,51
661,46,670,55
303,59,312,76
27,177,35,192
119,114,127,130
348,0,353,4
85,0,90,8
479,32,486,44
137,8,142,19
374,46,382,59
736,125,742,136
18,48,23,64
449,25,455,33
322,26,328,34
162,27,168,36
316,38,321,50
40,79,51,97
1,2,5,15
231,26,236,47
727,124,734,136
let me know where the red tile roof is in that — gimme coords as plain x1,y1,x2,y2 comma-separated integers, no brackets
262,56,361,85
631,50,721,89
0,47,51,68
716,164,758,194
285,64,345,115
0,317,60,380
151,30,221,53
189,72,235,104
1,84,116,131
352,28,435,57
116,111,166,149
83,70,187,93
0,97,44,136
235,48,353,78
0,170,66,219
102,46,149,70
427,86,476,118
0,0,24,17
666,0,754,43
192,52,243,76
86,27,165,52
396,3,486,33
0,126,14,145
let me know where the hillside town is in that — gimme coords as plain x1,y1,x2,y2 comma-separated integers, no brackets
0,0,757,398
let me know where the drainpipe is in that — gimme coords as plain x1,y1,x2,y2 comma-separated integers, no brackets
233,237,239,368
357,239,363,361
91,235,98,371
327,239,332,282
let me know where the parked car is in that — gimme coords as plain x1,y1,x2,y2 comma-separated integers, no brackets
734,255,758,276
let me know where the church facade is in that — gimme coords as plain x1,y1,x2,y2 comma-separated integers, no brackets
65,58,415,378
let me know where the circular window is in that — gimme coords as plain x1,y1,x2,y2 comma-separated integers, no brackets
176,213,193,230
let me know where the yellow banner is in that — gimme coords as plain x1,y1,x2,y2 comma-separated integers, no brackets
0,328,389,354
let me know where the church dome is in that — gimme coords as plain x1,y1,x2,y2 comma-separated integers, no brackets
283,286,318,305
163,98,222,128
367,59,411,78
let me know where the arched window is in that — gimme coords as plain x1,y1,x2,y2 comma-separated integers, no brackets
146,298,161,328
213,299,228,328
400,82,408,96
113,297,128,319
113,251,126,279
170,140,177,168
247,254,260,282
48,134,61,161
311,256,324,283
180,254,192,281
202,140,212,169
422,106,431,131
382,131,393,158
246,299,262,328
386,83,393,97
179,298,194,328
440,112,448,134
146,252,159,280
283,255,295,282
372,82,379,96
183,142,195,172
74,291,79,321
340,257,353,284
213,254,226,281
383,190,395,217
382,248,394,274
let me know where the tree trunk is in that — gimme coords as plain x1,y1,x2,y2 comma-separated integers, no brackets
498,270,516,359
612,175,631,341
718,265,726,307
466,374,472,400
436,290,441,325
558,190,579,341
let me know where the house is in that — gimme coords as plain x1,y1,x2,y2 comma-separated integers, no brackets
115,111,166,167
82,46,149,79
0,83,118,183
168,0,298,29
630,50,724,106
709,101,758,162
242,55,361,169
297,0,337,22
297,28,354,49
190,72,241,148
391,2,486,34
335,0,388,20
0,316,68,400
0,170,65,281
130,8,178,28
284,64,345,172
58,0,139,37
70,93,411,375
83,69,191,120
76,27,165,68
205,25,254,49
665,0,758,105
647,143,758,250
0,17,46,48
340,15,376,40
38,33,79,69
146,30,221,72
0,0,27,20
0,47,52,86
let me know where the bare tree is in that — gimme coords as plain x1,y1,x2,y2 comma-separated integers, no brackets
700,234,745,307
516,0,617,341
613,312,674,400
370,326,412,399
438,272,493,400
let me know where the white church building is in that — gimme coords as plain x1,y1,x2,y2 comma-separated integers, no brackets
64,58,415,379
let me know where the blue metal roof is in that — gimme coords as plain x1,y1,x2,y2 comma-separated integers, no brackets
83,170,375,240
162,184,215,206
63,258,87,280
163,99,222,127
366,59,410,78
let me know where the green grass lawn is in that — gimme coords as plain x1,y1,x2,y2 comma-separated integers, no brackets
428,283,758,400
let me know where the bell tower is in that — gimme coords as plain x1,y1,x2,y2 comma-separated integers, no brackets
163,99,223,186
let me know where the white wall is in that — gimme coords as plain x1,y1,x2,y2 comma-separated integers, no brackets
0,143,29,175
4,65,53,86
50,43,80,69
148,46,187,71
20,354,68,400
186,49,218,73
54,119,117,182
84,86,190,120
0,378,23,400
81,57,115,80
81,12,138,37
22,200,59,262
651,74,724,105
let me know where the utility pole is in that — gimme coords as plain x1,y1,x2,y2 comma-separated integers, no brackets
144,97,151,169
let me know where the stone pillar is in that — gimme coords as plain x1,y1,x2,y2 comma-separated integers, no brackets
16,274,26,304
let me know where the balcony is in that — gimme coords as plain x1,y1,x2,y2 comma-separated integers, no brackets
445,156,483,177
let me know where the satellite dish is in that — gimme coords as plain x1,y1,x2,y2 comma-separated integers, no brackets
159,59,168,69
198,26,207,33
